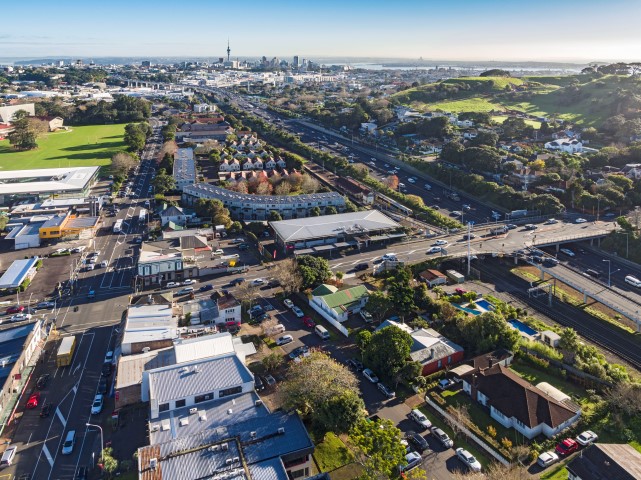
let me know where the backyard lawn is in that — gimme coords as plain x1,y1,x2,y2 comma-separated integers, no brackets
313,432,354,472
0,124,126,170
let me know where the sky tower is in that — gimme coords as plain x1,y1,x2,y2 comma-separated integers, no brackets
227,39,231,62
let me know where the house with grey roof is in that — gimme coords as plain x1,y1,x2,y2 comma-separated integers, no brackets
172,148,197,191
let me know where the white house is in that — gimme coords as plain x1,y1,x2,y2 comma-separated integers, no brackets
160,205,189,226
545,138,583,153
264,158,277,170
309,284,369,323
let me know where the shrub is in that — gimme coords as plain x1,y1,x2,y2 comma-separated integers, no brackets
501,437,513,450
487,425,497,438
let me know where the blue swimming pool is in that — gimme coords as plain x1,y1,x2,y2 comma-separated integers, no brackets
475,299,494,311
452,297,495,316
508,319,538,336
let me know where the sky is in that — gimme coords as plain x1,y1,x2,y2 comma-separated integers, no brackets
2,0,641,62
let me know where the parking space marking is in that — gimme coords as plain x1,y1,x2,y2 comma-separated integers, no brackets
55,407,66,427
42,444,54,467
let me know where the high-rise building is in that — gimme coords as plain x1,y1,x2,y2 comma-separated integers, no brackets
141,60,151,68
293,55,299,68
226,39,231,62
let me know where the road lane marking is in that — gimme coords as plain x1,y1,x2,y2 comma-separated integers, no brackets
42,445,54,467
55,407,66,427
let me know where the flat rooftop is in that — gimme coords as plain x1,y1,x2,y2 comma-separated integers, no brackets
270,209,400,243
0,166,99,195
0,257,39,289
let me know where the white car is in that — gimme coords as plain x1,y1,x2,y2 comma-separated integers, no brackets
537,450,559,468
408,409,432,430
427,246,441,254
560,248,575,257
362,368,379,383
575,218,588,223
213,249,224,255
431,427,453,448
452,211,463,217
10,313,32,322
576,430,598,446
251,278,265,286
491,211,501,219
291,306,305,318
544,218,559,225
91,394,104,415
100,261,108,268
408,177,416,183
275,334,293,346
283,299,294,309
182,279,196,286
381,253,397,261
435,240,448,246
456,448,482,472
165,282,179,288
399,451,422,473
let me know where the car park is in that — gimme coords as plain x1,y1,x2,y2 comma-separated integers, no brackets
91,394,104,414
26,392,40,409
36,374,50,390
431,427,454,448
409,409,432,429
377,382,395,399
362,368,379,383
406,431,429,452
275,335,294,346
456,448,482,472
291,306,305,318
283,299,294,309
576,430,598,446
537,450,559,468
555,438,579,456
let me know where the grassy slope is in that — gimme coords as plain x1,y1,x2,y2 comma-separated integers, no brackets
492,115,542,128
442,76,524,89
0,124,126,171
429,98,502,113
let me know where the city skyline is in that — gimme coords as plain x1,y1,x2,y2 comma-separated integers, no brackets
2,0,641,62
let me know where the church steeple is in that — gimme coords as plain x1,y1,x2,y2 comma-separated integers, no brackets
227,38,231,62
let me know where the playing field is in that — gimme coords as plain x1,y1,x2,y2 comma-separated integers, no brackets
0,124,126,171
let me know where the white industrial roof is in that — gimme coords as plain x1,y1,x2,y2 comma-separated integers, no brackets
0,166,99,195
0,257,39,289
173,333,235,364
270,209,400,243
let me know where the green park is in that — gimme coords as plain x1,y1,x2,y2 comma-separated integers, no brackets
0,124,126,171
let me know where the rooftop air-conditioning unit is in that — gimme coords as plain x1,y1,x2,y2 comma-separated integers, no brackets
150,458,158,470
227,408,233,415
250,431,257,439
142,347,151,353
221,443,229,451
277,427,285,435
225,458,232,465
189,407,198,415
199,412,207,422
179,417,189,426
255,400,263,407
232,457,239,464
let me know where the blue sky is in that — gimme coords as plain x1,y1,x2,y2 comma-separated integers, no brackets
2,0,640,61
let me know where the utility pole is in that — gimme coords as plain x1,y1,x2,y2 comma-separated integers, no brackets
467,222,472,277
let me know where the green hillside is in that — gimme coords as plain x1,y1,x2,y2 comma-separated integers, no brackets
441,76,524,90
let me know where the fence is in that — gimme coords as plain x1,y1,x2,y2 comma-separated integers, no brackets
424,397,510,466
307,299,350,337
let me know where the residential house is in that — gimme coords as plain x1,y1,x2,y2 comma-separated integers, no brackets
335,177,375,205
264,158,277,170
309,284,369,323
621,163,641,180
159,205,189,227
418,269,447,287
545,138,583,153
566,443,641,480
35,116,64,131
376,320,464,375
459,353,581,439
276,157,287,169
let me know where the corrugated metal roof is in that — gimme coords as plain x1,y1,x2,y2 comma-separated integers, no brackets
149,354,253,405
173,333,235,364
248,458,288,480
0,257,39,289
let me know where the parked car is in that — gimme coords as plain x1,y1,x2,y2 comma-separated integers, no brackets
36,374,50,390
101,362,112,377
98,377,108,395
199,284,214,292
431,427,453,448
456,448,482,472
555,438,579,456
359,310,373,323
251,278,265,286
264,374,276,386
182,279,196,286
40,402,52,418
0,445,17,466
291,306,305,318
289,346,310,361
165,282,179,288
537,451,559,468
362,368,379,383
406,431,429,452
346,358,364,372
6,305,24,315
91,394,104,415
409,409,432,430
399,451,422,473
275,335,293,346
283,299,294,309
104,351,114,364
301,316,315,328
26,392,40,409
576,430,598,446
438,378,455,390
575,218,587,224
377,382,395,399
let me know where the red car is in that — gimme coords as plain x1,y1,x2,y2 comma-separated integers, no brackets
302,316,315,328
6,305,24,315
454,288,467,296
26,392,40,409
555,438,579,456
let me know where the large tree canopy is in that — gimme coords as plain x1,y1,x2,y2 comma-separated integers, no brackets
363,325,413,382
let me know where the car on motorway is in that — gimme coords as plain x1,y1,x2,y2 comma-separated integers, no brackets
362,368,379,383
543,258,560,267
408,177,416,183
26,392,40,409
213,249,224,255
354,262,369,271
251,278,265,286
238,243,250,251
555,438,579,456
406,431,429,452
91,394,104,414
544,218,559,225
6,305,24,315
409,409,432,429
381,253,398,261
275,335,293,346
10,313,32,322
399,451,422,474
230,238,244,244
456,448,482,472
182,279,197,285
434,239,448,246
427,246,442,254
576,430,598,446
37,374,50,389
560,248,575,257
575,218,588,224
506,224,517,230
175,287,194,296
301,315,315,328
377,382,396,399
625,275,641,287
199,284,214,292
424,183,432,190
40,402,52,418
462,233,476,240
537,450,559,468
165,282,179,288
346,358,364,372
452,211,463,217
283,299,294,309
431,427,454,448
291,306,305,318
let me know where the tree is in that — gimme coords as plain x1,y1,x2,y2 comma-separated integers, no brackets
480,69,511,77
470,131,499,148
123,122,148,152
296,255,331,289
394,361,422,387
272,258,303,294
366,291,392,324
268,210,282,221
111,152,137,175
152,171,176,195
280,351,361,417
275,181,292,195
262,317,280,337
8,110,40,150
314,390,366,433
363,325,413,382
262,352,283,372
354,330,372,352
309,206,321,216
235,281,259,310
350,418,406,478
300,174,320,194
325,205,338,215
101,447,119,477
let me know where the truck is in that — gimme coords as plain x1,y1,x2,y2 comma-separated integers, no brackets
56,335,76,367
510,210,528,218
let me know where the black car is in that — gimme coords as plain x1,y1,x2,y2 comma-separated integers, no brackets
346,358,364,372
267,279,281,288
354,263,369,272
254,375,265,391
101,362,112,377
36,374,50,390
98,376,108,395
406,431,430,452
230,278,245,286
288,346,310,360
39,403,52,418
199,284,214,292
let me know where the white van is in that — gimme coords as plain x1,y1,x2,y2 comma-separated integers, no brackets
265,323,285,336
315,325,330,340
625,275,641,288
62,430,76,455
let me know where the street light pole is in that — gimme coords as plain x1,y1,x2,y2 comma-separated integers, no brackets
86,423,104,461
603,259,611,287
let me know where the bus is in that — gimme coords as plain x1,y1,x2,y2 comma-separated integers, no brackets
56,335,76,367
113,219,123,234
138,209,147,223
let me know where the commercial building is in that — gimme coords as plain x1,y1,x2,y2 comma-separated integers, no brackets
0,257,40,289
0,103,35,123
121,304,179,356
183,183,346,221
136,236,210,286
269,209,402,255
172,148,196,192
0,166,100,205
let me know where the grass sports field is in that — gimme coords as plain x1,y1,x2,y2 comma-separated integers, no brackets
0,124,126,171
